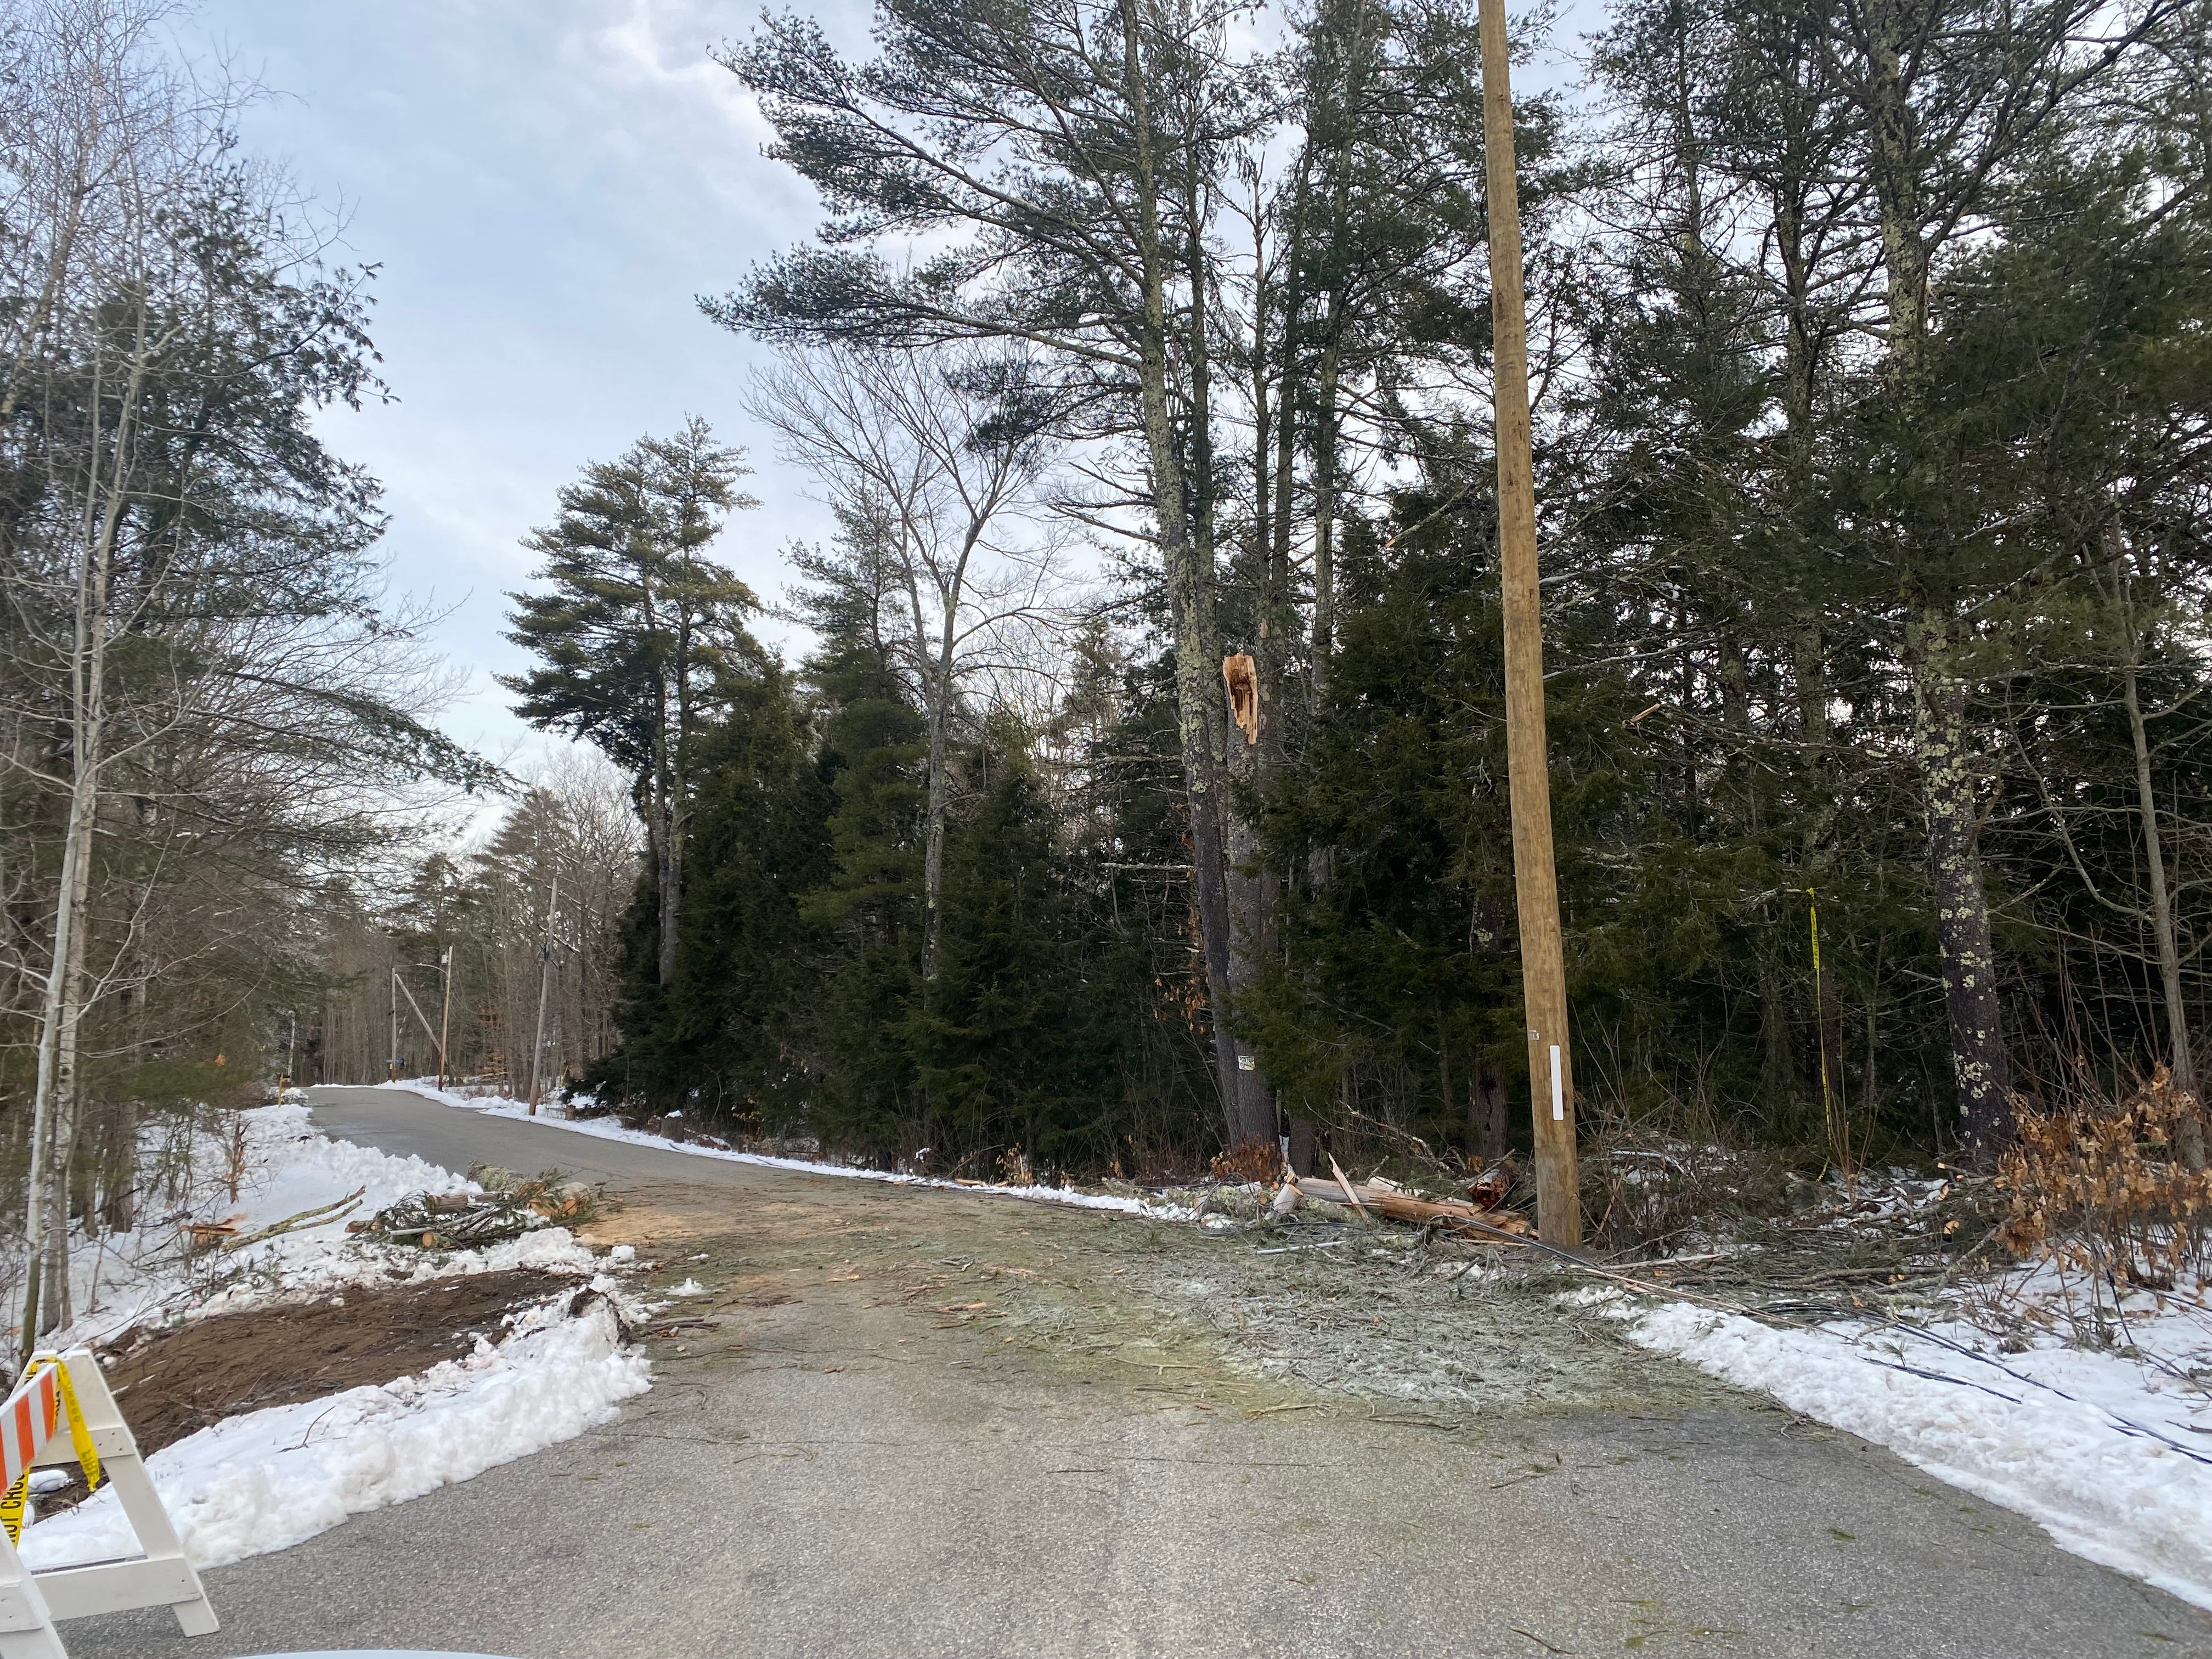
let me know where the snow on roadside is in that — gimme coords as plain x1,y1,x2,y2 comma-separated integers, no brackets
23,1286,649,1572
20,1101,654,1572
379,1079,1198,1222
1621,1289,2212,1610
47,1102,599,1352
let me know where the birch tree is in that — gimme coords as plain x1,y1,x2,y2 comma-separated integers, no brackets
1,0,495,1341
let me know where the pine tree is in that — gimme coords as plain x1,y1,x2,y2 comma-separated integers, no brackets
797,576,930,1160
503,419,761,985
906,716,1118,1172
590,667,833,1120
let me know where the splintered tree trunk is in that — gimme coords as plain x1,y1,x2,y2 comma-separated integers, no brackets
1171,541,1258,1147
1185,177,1273,1154
1221,670,1274,1150
1908,609,2014,1160
1117,0,1264,1149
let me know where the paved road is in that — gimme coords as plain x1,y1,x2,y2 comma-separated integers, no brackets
63,1087,2211,1658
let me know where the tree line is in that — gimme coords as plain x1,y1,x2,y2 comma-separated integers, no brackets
304,755,637,1099
7,0,2209,1338
504,0,2212,1187
0,0,494,1345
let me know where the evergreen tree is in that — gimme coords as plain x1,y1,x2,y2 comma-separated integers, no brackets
797,573,931,1159
905,717,1118,1171
503,419,761,985
590,667,833,1119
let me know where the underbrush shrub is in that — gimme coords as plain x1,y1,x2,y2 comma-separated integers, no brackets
1127,1146,1206,1187
1997,1068,2212,1289
1209,1139,1280,1184
1578,1121,1795,1255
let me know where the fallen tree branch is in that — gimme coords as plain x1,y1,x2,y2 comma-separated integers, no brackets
219,1188,367,1251
1291,1176,1533,1242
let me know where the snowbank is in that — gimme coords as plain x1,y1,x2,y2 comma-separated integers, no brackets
24,1288,648,1571
14,1099,652,1572
1627,1295,2212,1610
48,1102,598,1351
381,1079,1197,1222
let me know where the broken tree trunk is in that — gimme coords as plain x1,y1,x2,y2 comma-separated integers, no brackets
1291,1176,1533,1240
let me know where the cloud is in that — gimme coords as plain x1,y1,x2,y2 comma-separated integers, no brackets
189,0,847,758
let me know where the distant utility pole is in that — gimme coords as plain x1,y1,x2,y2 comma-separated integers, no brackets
526,873,559,1117
436,945,454,1093
1478,0,1580,1249
388,950,400,1081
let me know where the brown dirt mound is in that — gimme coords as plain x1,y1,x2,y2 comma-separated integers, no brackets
97,1268,575,1462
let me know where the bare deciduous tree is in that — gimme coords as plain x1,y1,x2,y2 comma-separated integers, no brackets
751,345,1066,979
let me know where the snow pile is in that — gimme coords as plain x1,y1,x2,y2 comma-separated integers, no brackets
1627,1291,2212,1609
23,1288,648,1572
382,1079,1198,1222
48,1103,596,1350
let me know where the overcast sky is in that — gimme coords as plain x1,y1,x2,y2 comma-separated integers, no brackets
187,0,1596,776
186,0,869,770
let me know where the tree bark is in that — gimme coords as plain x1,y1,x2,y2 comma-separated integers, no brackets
23,336,138,1351
1907,606,2014,1160
1865,0,2013,1158
666,630,691,987
1116,0,1266,1149
1470,1062,1511,1161
2119,587,2205,1169
922,690,950,981
1311,335,1342,695
644,575,681,986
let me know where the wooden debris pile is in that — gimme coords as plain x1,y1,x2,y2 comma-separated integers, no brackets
1288,1154,1533,1243
348,1170,601,1250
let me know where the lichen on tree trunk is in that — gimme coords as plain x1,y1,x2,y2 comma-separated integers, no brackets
1907,607,2015,1161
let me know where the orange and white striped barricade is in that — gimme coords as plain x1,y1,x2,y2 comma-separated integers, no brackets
0,1347,217,1657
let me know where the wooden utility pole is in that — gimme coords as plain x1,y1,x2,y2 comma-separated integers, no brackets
387,953,399,1081
1477,0,1580,1249
526,874,558,1117
435,945,454,1093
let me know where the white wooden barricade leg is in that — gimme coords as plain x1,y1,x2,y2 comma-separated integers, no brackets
0,1541,67,1659
0,1348,218,1656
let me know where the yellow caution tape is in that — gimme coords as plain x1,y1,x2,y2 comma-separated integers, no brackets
0,1356,103,1544
51,1361,98,1496
0,1471,24,1547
